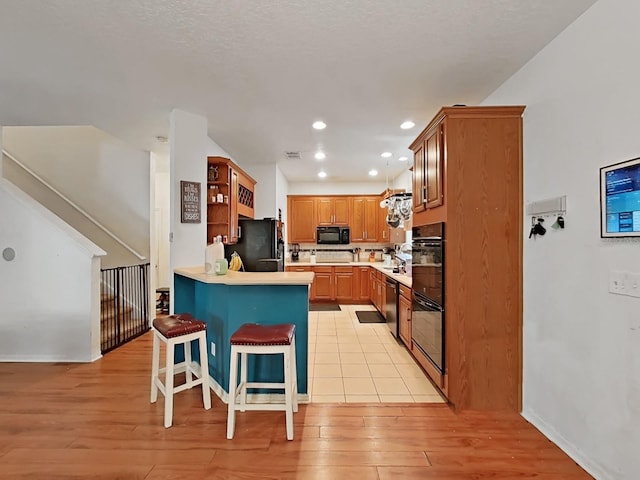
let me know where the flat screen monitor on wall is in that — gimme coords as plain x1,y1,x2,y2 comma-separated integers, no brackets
600,156,640,237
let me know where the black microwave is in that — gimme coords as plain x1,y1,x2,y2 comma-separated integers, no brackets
317,226,350,244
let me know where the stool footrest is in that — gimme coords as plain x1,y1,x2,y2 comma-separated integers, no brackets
230,403,288,412
237,381,286,390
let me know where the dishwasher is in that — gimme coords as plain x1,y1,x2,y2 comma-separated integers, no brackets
385,278,399,338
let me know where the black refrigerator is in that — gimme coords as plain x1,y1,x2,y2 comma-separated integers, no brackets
224,218,284,272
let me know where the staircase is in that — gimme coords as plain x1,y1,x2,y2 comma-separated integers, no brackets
100,263,150,354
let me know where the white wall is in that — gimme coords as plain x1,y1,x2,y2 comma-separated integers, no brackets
2,127,150,265
276,164,289,240
169,110,209,297
288,181,387,195
484,0,640,478
247,164,277,220
0,180,105,362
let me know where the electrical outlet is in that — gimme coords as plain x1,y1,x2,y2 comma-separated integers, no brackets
609,271,627,295
210,342,216,356
625,272,640,298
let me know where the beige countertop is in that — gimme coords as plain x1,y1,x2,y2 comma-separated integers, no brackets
288,261,412,288
175,266,315,285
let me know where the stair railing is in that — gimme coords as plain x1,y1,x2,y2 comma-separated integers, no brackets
101,263,150,353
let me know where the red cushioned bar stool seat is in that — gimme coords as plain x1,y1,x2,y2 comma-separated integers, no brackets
227,323,298,441
150,313,211,428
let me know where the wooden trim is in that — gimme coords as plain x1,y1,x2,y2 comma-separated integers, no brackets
208,156,257,184
409,106,525,150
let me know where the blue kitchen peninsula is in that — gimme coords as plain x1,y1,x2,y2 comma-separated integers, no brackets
173,266,314,402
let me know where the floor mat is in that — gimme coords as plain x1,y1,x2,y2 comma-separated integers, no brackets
309,304,342,312
355,310,385,323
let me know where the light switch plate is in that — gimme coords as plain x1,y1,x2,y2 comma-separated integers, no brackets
625,273,640,298
210,342,216,356
609,271,627,295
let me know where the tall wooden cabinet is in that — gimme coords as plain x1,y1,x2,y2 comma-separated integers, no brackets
410,105,525,412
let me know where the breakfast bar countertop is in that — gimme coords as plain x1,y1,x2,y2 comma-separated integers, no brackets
175,266,314,285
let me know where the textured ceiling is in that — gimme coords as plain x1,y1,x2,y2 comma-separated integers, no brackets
0,0,596,183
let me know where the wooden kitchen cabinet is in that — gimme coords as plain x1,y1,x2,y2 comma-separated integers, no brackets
334,266,354,301
312,266,333,300
354,266,370,302
409,105,525,412
316,197,349,225
398,284,412,349
350,196,379,242
287,196,316,243
411,123,443,212
206,156,256,245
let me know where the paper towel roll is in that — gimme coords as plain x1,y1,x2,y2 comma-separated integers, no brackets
205,239,224,274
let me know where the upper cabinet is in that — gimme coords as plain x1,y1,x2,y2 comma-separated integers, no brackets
287,193,407,244
287,196,316,243
350,196,379,242
317,197,350,225
206,156,256,245
411,123,443,212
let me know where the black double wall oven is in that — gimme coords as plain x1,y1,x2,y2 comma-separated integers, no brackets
411,222,445,374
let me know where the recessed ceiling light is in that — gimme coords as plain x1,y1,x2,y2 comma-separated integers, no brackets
398,156,408,162
369,169,378,176
318,171,327,178
381,152,392,158
314,152,326,160
400,121,415,130
312,121,326,130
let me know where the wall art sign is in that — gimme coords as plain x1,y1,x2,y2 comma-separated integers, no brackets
180,180,201,223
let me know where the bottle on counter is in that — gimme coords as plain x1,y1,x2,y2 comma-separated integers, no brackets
205,236,225,274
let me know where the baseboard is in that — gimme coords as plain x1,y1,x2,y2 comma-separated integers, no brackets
0,354,90,362
522,408,610,480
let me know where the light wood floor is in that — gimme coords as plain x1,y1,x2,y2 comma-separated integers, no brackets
0,332,592,479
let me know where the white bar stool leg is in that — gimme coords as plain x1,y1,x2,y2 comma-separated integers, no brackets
184,338,193,388
290,336,298,413
227,345,238,439
164,338,175,428
150,331,160,403
198,331,211,410
283,346,293,441
239,352,248,412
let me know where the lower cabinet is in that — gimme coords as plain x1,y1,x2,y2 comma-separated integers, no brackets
398,284,412,348
354,266,370,302
312,266,333,300
287,265,355,302
334,267,354,302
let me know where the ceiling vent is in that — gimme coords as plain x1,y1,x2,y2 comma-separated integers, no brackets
284,151,302,161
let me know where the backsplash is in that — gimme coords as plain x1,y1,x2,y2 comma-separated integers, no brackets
287,243,392,262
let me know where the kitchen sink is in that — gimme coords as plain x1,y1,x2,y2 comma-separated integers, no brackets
315,259,351,263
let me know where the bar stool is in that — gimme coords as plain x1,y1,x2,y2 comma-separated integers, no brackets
227,323,298,440
150,313,211,427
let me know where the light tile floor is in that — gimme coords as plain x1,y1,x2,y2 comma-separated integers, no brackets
308,304,447,404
